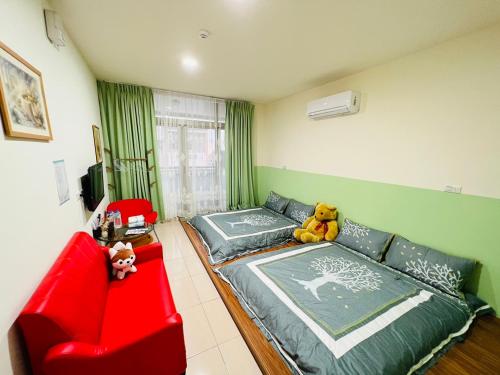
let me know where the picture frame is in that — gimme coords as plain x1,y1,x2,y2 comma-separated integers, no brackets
0,41,52,141
92,124,102,163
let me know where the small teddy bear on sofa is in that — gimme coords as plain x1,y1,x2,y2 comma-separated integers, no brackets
109,241,137,280
294,202,339,243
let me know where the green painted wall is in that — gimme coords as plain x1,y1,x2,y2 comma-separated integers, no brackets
255,166,500,312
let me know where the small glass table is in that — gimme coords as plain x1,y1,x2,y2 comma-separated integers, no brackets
96,223,157,246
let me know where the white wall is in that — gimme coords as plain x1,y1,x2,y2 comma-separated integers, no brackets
0,1,106,373
254,22,500,199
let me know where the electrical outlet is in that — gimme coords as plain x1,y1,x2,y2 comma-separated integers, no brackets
444,185,462,194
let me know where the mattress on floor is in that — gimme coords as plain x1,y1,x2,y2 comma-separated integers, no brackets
188,207,299,265
216,242,493,375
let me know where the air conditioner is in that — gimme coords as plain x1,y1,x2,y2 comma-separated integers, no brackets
307,90,360,120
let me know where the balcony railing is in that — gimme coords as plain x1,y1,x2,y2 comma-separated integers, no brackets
159,166,226,215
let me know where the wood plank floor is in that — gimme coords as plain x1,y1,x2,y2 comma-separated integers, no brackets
427,314,500,374
180,220,500,375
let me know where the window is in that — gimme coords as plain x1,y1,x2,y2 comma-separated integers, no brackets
154,90,226,219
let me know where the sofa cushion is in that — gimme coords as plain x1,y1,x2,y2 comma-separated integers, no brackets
21,232,109,344
100,258,176,347
17,232,110,375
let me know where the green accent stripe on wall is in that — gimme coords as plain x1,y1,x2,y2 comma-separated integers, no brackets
255,166,500,313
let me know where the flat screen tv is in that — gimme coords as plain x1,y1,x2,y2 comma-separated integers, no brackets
81,162,104,211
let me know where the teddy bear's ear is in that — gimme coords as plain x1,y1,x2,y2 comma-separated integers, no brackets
125,242,132,250
326,204,336,211
113,241,126,251
109,247,118,258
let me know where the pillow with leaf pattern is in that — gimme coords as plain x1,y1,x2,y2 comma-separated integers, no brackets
284,199,315,224
264,191,290,214
385,235,476,297
335,218,393,261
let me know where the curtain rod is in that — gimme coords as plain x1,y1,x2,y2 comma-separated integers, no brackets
152,86,227,102
153,88,252,104
99,80,250,103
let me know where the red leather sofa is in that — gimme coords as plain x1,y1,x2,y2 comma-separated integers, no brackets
17,232,186,375
107,199,158,225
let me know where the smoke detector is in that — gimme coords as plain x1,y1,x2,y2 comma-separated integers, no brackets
199,29,210,39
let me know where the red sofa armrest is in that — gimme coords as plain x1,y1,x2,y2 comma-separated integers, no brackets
144,212,158,224
133,242,163,264
43,313,185,375
45,341,101,362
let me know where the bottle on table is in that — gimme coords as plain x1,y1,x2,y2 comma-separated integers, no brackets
114,210,122,228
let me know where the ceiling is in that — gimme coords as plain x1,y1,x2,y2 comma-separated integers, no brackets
51,0,500,103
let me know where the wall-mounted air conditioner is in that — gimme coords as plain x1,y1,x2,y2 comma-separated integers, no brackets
307,90,360,120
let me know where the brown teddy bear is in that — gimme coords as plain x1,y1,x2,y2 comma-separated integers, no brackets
294,203,339,243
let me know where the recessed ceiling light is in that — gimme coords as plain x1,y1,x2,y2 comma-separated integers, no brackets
181,56,199,72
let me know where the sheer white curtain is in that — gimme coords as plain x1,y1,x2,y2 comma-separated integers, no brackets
154,89,226,219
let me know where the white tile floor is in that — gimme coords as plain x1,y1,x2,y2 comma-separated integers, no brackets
155,221,263,375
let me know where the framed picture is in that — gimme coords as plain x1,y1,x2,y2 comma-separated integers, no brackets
0,41,52,141
92,125,102,163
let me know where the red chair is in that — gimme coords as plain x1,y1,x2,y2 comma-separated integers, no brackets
17,232,186,375
107,199,158,225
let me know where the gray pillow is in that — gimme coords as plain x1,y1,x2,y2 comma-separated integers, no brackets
385,236,476,297
264,191,290,214
335,218,393,261
284,199,315,224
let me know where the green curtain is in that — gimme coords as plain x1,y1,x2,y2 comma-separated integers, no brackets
97,81,165,221
225,100,257,210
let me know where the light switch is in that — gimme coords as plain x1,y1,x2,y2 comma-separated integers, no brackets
444,185,462,194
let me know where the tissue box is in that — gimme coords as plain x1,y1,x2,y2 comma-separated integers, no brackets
128,215,145,228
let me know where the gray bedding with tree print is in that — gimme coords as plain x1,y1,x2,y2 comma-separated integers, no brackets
216,242,492,375
189,207,299,264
